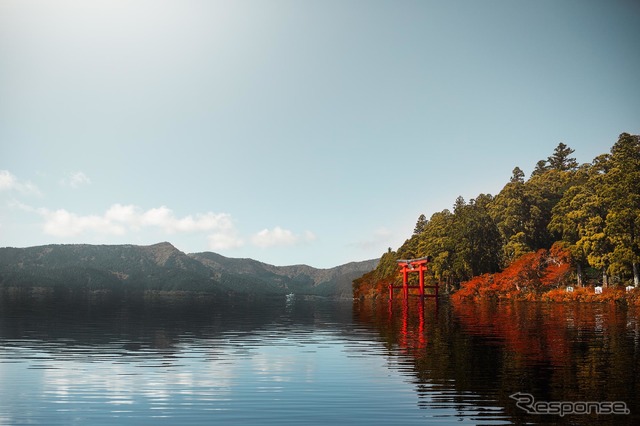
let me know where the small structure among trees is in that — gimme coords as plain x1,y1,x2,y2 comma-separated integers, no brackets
389,256,437,301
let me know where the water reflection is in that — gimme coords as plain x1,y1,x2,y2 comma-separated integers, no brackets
0,296,473,425
354,298,640,425
2,295,638,425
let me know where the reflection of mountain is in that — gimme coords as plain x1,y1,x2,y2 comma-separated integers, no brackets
0,243,377,298
353,299,640,425
0,297,361,370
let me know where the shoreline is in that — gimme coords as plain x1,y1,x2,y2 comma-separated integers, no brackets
451,285,640,305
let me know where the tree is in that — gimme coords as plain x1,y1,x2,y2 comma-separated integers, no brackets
510,166,525,183
413,214,428,235
573,155,614,286
526,168,577,250
548,142,578,172
417,209,456,290
603,133,640,287
532,160,550,177
548,167,590,286
489,167,532,266
451,195,501,280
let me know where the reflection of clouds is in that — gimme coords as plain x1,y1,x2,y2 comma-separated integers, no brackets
2,326,454,424
41,347,236,412
248,334,324,386
252,351,298,383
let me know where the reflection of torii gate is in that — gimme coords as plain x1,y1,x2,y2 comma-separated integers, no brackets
389,256,438,301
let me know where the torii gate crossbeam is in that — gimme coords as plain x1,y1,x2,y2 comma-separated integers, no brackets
389,256,438,301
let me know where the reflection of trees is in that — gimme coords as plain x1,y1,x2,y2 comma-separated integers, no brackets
354,299,640,425
354,299,510,422
0,296,292,360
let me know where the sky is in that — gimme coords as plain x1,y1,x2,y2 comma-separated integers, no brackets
1,0,639,268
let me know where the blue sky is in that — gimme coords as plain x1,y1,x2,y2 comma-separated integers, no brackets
1,0,639,268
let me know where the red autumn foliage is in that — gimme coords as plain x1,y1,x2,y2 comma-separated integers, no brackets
541,286,639,304
452,243,574,302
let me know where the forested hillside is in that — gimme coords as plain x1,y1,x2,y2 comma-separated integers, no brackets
354,133,640,299
190,252,378,298
0,242,220,296
0,242,377,299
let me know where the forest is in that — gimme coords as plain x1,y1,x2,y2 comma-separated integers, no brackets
353,132,640,302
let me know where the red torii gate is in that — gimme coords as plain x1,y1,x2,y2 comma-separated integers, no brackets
389,256,438,301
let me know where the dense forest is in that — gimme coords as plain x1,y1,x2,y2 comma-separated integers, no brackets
354,133,640,300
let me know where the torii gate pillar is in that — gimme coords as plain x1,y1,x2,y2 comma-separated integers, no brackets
389,256,435,301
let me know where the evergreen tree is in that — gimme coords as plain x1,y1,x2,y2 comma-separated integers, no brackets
525,168,576,249
603,133,640,286
510,166,525,183
574,155,614,286
417,210,456,288
450,195,501,280
548,142,578,171
489,168,531,266
413,214,428,235
531,160,550,176
549,166,591,286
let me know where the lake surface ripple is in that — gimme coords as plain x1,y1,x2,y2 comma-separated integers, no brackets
0,296,638,425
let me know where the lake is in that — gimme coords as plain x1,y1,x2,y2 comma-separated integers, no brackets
0,294,638,425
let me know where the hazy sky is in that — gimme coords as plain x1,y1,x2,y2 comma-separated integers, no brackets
1,0,639,268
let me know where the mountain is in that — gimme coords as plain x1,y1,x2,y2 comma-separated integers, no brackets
0,243,378,299
190,251,379,298
0,242,220,295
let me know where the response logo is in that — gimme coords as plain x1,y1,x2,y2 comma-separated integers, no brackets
510,392,630,417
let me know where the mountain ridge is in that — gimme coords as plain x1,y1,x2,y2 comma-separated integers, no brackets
0,242,378,298
190,250,378,297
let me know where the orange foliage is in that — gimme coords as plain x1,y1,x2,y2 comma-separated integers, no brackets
540,286,639,304
453,243,574,301
453,244,640,303
627,287,640,306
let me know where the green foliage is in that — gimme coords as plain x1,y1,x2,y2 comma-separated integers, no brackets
547,142,579,172
357,133,640,298
413,214,427,235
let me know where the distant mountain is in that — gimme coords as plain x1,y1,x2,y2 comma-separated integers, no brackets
0,243,378,299
0,242,220,295
190,251,379,298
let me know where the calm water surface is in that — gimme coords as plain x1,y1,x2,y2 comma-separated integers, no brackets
0,295,638,425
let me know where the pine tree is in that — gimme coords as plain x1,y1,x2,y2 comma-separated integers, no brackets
548,142,578,171
604,133,640,286
413,214,427,235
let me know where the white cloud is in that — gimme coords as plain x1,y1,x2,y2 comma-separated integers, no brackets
12,199,313,252
41,208,126,237
60,171,91,188
36,204,239,244
139,206,235,234
0,170,41,195
105,203,139,225
251,226,316,248
0,170,15,190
